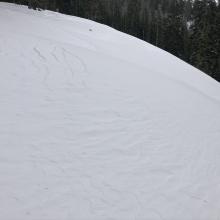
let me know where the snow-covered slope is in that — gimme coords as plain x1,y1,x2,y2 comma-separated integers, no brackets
1,2,220,220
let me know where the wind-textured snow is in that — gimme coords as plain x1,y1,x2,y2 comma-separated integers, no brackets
0,2,220,220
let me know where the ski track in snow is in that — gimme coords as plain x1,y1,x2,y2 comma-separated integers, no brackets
0,2,220,220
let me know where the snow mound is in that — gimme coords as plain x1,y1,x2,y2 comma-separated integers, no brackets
0,3,220,220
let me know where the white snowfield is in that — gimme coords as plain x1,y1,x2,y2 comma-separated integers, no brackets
1,2,220,220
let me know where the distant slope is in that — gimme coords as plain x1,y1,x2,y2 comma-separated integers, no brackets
0,3,220,220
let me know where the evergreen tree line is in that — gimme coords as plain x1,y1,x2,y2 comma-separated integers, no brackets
3,0,220,82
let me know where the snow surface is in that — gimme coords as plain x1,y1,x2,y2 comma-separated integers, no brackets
0,2,220,220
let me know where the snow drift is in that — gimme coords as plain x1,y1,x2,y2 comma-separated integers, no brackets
0,2,220,220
